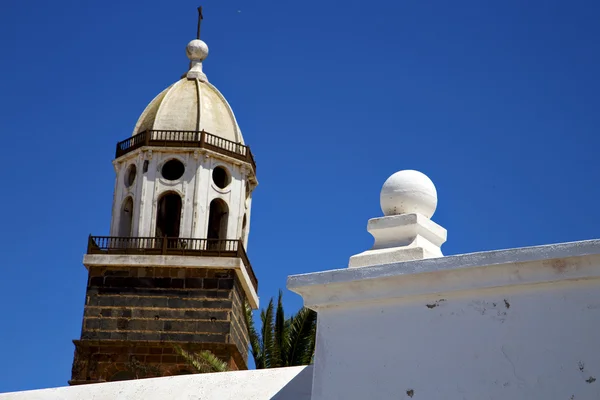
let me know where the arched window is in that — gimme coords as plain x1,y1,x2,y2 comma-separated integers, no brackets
207,199,229,247
156,192,182,237
118,197,134,237
241,214,247,242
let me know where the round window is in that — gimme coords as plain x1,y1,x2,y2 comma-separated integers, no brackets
162,159,185,181
212,166,231,189
125,164,137,188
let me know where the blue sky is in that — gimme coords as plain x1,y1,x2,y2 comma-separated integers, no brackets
1,0,599,393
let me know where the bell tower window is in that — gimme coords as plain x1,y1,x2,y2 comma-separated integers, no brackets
207,199,229,242
162,159,185,181
125,164,137,188
241,214,247,241
156,192,182,237
118,197,134,237
212,166,231,189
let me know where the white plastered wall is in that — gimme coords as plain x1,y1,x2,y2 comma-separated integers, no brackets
110,148,253,242
288,240,600,400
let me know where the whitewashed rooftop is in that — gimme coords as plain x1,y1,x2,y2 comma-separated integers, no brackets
0,366,313,400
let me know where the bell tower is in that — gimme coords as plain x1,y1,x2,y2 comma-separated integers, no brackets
70,10,258,385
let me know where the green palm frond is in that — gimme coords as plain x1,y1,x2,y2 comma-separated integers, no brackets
273,290,286,367
286,307,317,366
259,298,275,369
244,301,263,368
246,290,319,370
173,345,229,373
195,350,230,373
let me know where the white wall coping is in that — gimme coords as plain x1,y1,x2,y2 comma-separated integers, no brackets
0,366,313,400
287,239,600,309
84,254,259,309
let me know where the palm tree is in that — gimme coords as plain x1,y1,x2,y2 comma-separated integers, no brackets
245,290,317,369
175,290,317,373
173,345,230,373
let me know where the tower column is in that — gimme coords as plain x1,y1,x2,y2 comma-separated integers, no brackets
71,15,259,385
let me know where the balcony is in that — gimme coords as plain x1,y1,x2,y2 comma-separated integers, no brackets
87,236,258,292
115,130,256,173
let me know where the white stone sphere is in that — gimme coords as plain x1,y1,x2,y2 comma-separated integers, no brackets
380,170,438,218
186,39,209,61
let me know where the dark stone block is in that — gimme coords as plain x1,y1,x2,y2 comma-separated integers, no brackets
82,331,107,340
162,355,177,363
98,287,122,294
146,320,163,331
123,277,135,287
196,321,230,334
91,331,112,340
127,332,161,341
163,321,172,331
216,290,231,299
218,279,234,290
155,278,172,288
128,319,147,331
136,278,155,288
104,270,129,277
110,332,127,340
100,308,113,317
203,279,218,289
185,278,203,289
176,299,232,309
200,289,220,298
85,319,100,330
100,319,117,330
105,277,125,287
167,298,185,308
183,310,228,320
89,277,104,287
132,296,169,308
117,319,129,330
171,279,184,289
120,309,132,318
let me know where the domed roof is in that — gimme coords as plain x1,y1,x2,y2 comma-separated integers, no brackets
132,39,244,144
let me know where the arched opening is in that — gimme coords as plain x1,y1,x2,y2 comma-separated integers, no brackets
109,370,136,382
207,199,228,248
156,192,182,237
241,214,247,242
118,197,134,237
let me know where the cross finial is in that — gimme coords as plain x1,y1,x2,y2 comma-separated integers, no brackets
197,6,204,40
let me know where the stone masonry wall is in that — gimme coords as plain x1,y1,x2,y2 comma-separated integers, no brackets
72,265,250,383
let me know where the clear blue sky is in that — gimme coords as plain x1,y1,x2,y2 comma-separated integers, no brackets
1,0,599,393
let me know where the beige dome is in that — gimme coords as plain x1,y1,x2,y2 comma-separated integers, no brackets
132,77,244,144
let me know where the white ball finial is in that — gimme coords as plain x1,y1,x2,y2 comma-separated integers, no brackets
186,39,209,62
380,170,438,218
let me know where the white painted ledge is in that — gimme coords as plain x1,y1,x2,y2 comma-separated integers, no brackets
84,254,259,309
0,366,313,400
288,239,600,309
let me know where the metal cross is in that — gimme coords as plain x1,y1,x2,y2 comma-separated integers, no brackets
197,6,204,40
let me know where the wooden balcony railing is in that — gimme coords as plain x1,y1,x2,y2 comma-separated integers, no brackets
87,236,258,292
115,130,256,173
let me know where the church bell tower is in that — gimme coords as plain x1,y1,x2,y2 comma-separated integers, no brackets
70,10,259,384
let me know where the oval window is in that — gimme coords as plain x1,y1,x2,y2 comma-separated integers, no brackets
125,164,137,188
212,166,231,189
162,159,185,181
